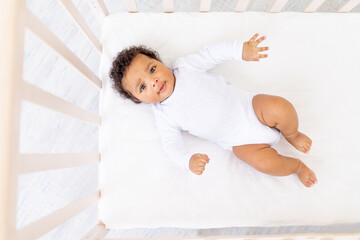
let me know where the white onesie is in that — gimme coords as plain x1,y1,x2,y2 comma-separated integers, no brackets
151,40,280,173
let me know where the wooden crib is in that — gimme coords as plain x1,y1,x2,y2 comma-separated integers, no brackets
1,0,360,239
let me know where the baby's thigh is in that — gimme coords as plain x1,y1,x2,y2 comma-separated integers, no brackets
232,144,275,168
252,94,284,128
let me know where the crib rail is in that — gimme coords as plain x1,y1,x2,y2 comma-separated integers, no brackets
17,191,98,240
105,233,360,240
339,0,360,12
125,0,360,13
22,81,101,126
58,0,102,52
163,0,174,13
18,153,99,174
88,0,109,23
81,223,109,240
1,0,360,239
1,0,104,239
25,9,102,90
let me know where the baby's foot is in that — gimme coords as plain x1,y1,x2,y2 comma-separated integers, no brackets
285,131,312,154
296,161,318,187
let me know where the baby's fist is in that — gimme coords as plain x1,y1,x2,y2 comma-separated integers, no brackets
189,153,210,175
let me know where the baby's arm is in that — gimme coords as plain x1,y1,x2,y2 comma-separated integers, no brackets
177,40,244,72
152,106,211,175
176,33,269,71
152,105,193,173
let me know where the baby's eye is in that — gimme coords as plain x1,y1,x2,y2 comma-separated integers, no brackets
140,84,145,92
150,66,155,74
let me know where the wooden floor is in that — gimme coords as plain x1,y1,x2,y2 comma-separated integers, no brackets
19,0,360,239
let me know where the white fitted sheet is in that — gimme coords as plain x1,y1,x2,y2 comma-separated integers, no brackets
99,12,360,229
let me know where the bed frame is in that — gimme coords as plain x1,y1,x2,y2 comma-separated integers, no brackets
1,0,360,239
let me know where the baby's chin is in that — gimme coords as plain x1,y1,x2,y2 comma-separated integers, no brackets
160,88,174,103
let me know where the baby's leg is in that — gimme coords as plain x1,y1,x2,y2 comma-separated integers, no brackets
232,144,317,187
252,94,312,154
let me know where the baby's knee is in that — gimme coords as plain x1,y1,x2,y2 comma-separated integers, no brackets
252,147,279,172
233,144,277,171
273,96,295,113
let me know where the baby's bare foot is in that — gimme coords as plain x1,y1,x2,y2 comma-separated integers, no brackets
285,131,312,154
296,161,318,187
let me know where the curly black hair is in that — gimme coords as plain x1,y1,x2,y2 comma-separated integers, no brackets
109,45,161,104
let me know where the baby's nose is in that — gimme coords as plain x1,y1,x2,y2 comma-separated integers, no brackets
152,79,158,87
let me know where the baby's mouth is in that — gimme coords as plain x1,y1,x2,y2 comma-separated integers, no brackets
159,82,166,93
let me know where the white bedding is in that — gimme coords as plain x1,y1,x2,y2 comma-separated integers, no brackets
99,12,360,229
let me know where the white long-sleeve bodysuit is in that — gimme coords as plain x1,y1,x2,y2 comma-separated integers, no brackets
151,40,280,173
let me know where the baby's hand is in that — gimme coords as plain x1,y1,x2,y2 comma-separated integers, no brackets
242,33,269,62
189,153,210,175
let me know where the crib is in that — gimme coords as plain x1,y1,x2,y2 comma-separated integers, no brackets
1,0,360,239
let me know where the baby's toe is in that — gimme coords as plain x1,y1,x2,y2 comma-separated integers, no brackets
308,176,317,186
308,178,317,187
304,143,312,153
303,146,310,154
305,179,313,187
312,177,318,184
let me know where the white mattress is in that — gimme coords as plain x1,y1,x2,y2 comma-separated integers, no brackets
99,12,360,229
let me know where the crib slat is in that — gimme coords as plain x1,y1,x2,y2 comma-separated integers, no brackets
163,0,174,13
18,153,99,174
81,223,109,240
234,0,250,12
126,0,139,13
88,0,109,23
25,9,102,90
269,0,289,12
22,81,101,126
200,0,212,12
304,0,326,12
1,0,26,239
337,0,360,12
104,232,360,240
58,0,102,53
17,191,98,240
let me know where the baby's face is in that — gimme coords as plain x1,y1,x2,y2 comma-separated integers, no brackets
122,54,175,104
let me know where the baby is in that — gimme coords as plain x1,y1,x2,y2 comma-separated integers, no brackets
109,33,318,188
